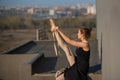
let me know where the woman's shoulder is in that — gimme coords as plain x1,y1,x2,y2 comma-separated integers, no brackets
78,41,90,52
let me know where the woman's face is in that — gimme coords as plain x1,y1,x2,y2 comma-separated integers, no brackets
77,29,83,39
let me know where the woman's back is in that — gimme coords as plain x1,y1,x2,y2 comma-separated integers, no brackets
75,47,90,75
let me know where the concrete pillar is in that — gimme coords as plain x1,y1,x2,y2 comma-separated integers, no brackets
97,0,120,80
36,29,39,41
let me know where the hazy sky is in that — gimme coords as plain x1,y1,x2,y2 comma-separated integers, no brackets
0,0,96,7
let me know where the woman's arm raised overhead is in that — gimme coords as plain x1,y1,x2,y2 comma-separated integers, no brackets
57,29,88,48
50,19,88,48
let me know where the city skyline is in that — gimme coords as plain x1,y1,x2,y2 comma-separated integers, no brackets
0,0,96,7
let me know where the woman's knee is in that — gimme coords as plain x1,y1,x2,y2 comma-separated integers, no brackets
55,73,64,80
56,76,64,80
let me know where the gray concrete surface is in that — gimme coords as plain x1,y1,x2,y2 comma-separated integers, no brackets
0,40,101,80
97,0,120,80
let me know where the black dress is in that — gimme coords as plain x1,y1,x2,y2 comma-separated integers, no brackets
64,47,90,80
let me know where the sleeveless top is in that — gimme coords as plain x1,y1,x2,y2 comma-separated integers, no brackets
64,47,90,80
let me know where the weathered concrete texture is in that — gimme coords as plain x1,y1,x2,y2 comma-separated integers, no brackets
89,74,102,80
97,0,120,80
0,40,100,80
0,54,35,80
3,41,55,56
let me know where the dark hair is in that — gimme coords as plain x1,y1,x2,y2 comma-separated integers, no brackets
80,27,92,39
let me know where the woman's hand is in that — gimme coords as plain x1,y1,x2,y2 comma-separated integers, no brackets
54,26,59,31
51,26,59,32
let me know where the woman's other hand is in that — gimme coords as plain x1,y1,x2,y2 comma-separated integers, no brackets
52,26,59,32
54,26,59,31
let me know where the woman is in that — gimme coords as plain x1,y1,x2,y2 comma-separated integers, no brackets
50,19,91,80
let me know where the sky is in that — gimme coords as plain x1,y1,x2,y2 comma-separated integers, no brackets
0,0,96,7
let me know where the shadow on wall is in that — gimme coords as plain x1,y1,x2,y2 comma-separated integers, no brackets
32,56,58,74
89,64,101,73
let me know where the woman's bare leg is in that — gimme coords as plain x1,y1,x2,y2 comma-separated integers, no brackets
54,31,75,66
56,73,64,80
50,19,75,66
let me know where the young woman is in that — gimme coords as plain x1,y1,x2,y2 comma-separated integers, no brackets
50,19,92,80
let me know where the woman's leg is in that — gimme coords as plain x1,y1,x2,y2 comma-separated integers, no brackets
50,19,75,66
53,31,75,66
56,73,64,80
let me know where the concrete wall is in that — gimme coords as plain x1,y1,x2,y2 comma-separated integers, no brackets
0,54,35,80
97,0,120,80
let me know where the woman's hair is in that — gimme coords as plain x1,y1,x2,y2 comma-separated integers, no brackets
79,27,92,39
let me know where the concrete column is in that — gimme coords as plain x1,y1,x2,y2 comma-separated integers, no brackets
96,0,102,62
97,0,120,80
36,29,39,41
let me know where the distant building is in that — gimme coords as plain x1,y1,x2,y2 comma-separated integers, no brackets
87,3,96,15
80,8,87,15
0,4,96,18
91,6,96,15
55,10,66,17
49,9,55,16
27,7,34,14
66,11,72,17
76,4,81,9
70,5,77,9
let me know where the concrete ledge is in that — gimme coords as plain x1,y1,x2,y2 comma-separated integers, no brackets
1,40,33,54
27,53,44,64
33,73,55,76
